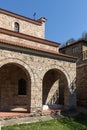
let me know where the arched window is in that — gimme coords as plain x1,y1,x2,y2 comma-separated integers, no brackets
18,78,26,95
14,22,19,32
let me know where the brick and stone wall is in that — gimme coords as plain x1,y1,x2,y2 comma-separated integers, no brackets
0,64,31,111
0,48,76,112
0,33,58,52
77,64,87,108
0,12,45,39
0,9,77,113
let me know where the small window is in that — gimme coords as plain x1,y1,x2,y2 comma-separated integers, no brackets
14,22,19,32
62,49,65,54
18,78,26,95
72,47,79,54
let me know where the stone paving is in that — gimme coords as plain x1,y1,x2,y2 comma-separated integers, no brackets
0,106,62,126
0,111,53,127
0,107,81,127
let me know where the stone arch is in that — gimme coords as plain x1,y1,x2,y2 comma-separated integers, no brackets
42,65,72,109
0,58,34,112
42,64,71,88
0,58,34,83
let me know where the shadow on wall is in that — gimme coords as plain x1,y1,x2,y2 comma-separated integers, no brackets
0,63,31,112
49,79,77,121
42,68,77,111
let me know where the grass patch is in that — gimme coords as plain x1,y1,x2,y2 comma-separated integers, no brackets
2,113,87,130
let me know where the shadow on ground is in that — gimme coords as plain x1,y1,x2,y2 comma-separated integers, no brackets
50,110,87,130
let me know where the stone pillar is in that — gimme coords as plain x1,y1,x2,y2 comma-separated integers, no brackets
64,83,77,110
30,80,42,113
64,91,77,110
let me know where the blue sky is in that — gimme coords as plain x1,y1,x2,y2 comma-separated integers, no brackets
0,0,87,44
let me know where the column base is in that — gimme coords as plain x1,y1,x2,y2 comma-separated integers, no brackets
30,107,42,113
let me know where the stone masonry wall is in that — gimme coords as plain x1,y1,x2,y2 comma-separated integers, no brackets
77,65,87,108
0,64,31,111
0,48,76,112
0,13,45,38
0,34,58,53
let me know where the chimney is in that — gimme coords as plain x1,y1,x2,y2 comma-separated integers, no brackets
37,17,47,23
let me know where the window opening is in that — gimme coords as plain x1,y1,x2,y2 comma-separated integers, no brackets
14,22,19,32
18,78,26,95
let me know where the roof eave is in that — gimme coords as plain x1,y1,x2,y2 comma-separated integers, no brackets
0,8,43,25
60,39,87,50
0,39,77,62
0,28,60,47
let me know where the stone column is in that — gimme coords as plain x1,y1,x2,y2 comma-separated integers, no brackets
30,80,42,113
64,82,77,110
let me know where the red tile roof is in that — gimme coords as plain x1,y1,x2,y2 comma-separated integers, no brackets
0,38,77,60
0,28,60,47
60,39,87,50
0,8,43,25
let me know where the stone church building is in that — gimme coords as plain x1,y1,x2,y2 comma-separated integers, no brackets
0,9,76,113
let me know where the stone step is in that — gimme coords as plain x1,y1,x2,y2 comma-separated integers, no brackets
11,105,27,112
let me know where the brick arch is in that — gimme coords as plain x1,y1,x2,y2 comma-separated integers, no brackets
0,57,34,83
